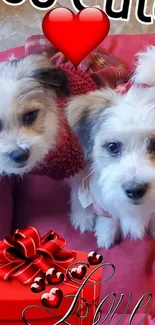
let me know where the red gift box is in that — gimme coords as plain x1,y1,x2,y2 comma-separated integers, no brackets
0,227,103,325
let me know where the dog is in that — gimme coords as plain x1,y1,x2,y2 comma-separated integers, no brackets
66,46,155,249
0,54,69,176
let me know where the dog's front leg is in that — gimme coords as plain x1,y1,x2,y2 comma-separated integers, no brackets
120,215,148,240
70,183,95,233
95,217,120,249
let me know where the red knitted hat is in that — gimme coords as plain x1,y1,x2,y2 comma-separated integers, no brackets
32,62,97,180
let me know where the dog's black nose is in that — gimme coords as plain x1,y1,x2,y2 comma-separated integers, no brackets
122,181,148,200
9,148,30,164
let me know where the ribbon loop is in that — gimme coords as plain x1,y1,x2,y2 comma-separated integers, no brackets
0,227,74,284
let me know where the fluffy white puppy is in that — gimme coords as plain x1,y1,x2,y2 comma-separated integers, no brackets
66,46,155,248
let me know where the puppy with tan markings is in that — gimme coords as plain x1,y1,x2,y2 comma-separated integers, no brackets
0,54,69,175
66,46,155,248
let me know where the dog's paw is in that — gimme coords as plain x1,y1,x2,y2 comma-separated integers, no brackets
95,217,120,249
70,209,95,233
72,217,94,233
96,233,115,249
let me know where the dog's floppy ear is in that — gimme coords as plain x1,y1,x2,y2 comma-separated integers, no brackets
66,88,116,161
32,67,70,96
19,54,70,96
66,88,116,128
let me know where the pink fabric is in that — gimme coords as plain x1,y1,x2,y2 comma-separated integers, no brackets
0,176,14,238
103,34,155,71
1,34,155,321
115,81,149,94
99,315,154,324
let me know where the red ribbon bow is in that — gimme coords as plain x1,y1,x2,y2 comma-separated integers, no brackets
0,227,75,284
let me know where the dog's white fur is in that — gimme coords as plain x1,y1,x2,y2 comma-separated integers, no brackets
66,46,155,248
0,54,69,175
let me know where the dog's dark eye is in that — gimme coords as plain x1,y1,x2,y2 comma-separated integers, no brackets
23,110,39,126
106,142,121,156
147,138,155,153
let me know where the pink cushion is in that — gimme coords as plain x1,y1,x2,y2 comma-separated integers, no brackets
1,34,155,323
103,34,155,71
0,46,24,62
0,177,14,238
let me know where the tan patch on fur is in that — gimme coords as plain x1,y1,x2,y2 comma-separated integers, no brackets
66,88,116,128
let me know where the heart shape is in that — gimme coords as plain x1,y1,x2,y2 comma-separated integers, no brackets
31,276,45,293
41,287,63,309
42,7,110,67
87,251,103,265
70,265,87,279
46,267,64,285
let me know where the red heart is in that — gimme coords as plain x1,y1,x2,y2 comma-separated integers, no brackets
46,267,64,285
31,276,45,293
70,265,87,279
42,7,110,67
41,287,63,309
87,251,103,265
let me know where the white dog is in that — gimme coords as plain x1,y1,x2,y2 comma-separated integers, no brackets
66,46,155,248
0,54,69,176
